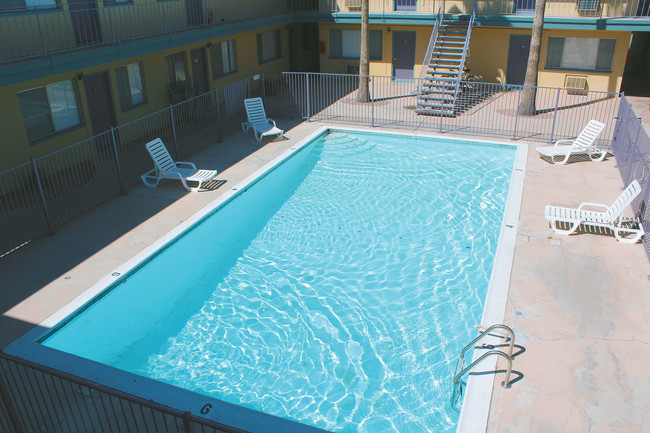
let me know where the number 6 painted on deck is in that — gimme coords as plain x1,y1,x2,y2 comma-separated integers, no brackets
201,403,212,414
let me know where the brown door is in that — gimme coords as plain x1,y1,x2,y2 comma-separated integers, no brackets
506,35,531,85
191,47,209,93
83,72,115,148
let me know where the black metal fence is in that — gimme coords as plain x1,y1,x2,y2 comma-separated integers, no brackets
611,95,650,259
0,351,248,433
0,76,257,257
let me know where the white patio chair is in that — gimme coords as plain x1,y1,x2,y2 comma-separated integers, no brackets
241,97,284,142
536,120,607,165
141,138,217,192
545,179,644,244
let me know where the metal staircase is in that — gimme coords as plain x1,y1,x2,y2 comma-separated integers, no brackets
416,3,476,117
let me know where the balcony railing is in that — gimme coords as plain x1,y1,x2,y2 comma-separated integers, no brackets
1,0,649,65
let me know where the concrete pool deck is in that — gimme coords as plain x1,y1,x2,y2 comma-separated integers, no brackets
1,120,649,432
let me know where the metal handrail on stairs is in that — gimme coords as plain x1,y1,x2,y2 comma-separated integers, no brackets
450,324,515,408
448,0,477,115
416,0,445,100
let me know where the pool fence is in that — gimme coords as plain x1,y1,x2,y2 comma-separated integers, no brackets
0,72,648,261
0,351,249,433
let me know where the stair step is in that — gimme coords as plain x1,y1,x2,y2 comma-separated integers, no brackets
424,77,457,83
420,93,456,100
432,52,463,57
421,93,456,99
423,82,456,87
431,58,463,63
436,40,467,45
433,46,464,51
428,71,461,76
418,101,456,108
428,68,462,73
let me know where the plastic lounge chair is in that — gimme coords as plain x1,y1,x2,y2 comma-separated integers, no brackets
536,120,607,165
141,138,217,192
241,97,284,142
545,180,645,244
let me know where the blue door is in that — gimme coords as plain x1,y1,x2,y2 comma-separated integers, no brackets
392,31,416,80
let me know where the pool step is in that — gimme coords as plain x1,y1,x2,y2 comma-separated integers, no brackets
318,134,376,155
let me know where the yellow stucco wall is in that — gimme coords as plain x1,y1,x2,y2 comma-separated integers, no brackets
1,26,289,170
318,23,431,78
469,27,631,93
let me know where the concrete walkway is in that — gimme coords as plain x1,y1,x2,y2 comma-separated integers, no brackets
1,119,649,432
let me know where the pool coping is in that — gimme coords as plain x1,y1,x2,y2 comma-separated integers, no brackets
4,125,528,433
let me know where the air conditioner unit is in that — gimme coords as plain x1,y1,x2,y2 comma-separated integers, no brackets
577,0,599,11
345,0,361,9
346,65,360,75
565,75,588,95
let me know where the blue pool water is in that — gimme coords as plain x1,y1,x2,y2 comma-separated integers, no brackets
42,130,516,433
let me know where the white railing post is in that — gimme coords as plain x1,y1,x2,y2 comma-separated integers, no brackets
306,73,311,121
549,87,561,143
513,86,522,139
30,157,54,236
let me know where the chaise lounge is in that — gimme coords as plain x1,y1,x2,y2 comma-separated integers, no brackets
242,97,284,142
141,138,218,192
536,120,607,165
545,179,645,243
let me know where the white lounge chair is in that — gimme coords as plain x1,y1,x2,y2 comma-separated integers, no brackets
141,138,217,192
545,179,644,244
241,97,284,142
536,120,607,165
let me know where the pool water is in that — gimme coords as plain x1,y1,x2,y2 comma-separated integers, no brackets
42,130,516,433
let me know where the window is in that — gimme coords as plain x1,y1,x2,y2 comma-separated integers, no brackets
545,36,616,72
1,0,56,11
329,29,382,60
165,52,188,83
18,80,81,142
257,29,282,64
104,0,130,4
210,39,237,78
116,62,145,111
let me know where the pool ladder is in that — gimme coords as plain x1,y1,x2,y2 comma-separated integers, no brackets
450,324,515,409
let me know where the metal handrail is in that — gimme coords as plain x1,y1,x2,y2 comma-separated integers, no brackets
416,0,444,99
450,324,515,407
451,0,476,106
457,324,515,364
454,349,513,387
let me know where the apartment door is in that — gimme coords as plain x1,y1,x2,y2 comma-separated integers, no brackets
68,0,101,46
506,34,531,85
83,72,115,148
186,0,204,26
190,47,209,93
392,31,416,80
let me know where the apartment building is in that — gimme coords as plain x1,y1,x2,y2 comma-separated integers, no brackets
1,0,649,170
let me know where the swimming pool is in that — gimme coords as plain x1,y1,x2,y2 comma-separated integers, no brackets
7,127,527,433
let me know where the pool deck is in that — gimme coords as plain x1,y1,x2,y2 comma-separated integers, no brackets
1,119,650,432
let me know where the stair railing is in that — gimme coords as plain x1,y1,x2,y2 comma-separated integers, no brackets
451,0,477,112
416,0,445,100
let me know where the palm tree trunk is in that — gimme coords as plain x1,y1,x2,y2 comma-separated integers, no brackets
357,0,370,103
517,0,546,116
